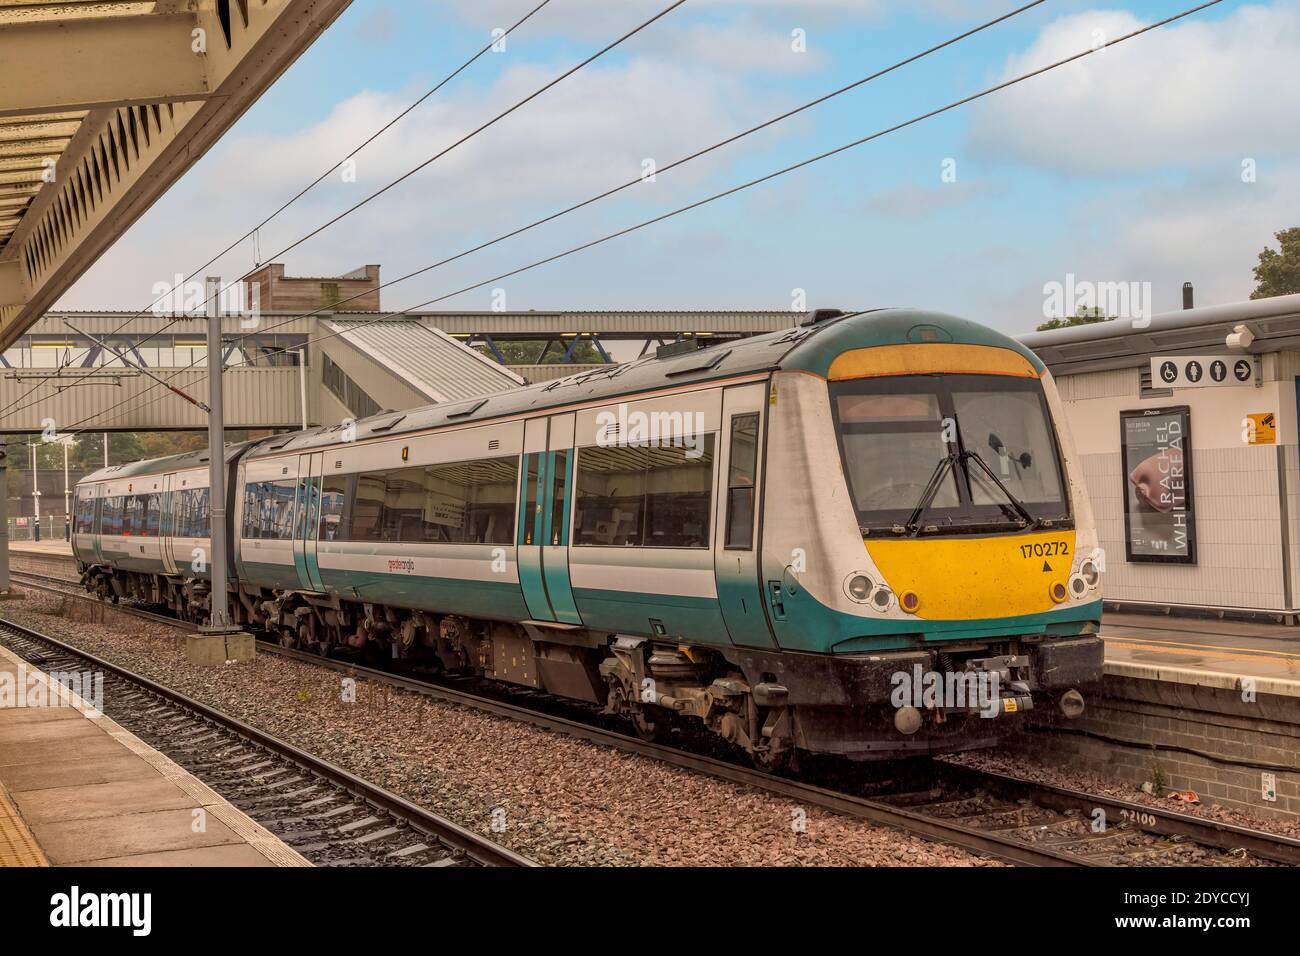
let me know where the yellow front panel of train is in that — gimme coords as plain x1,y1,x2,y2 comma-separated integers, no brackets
865,530,1077,620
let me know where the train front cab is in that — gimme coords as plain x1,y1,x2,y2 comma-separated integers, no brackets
749,327,1105,758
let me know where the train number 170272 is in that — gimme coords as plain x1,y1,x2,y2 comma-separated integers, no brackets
1019,541,1069,559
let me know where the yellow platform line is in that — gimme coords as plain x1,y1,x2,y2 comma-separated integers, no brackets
0,782,47,867
1105,635,1300,665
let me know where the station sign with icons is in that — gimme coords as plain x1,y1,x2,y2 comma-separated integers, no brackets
1151,355,1253,389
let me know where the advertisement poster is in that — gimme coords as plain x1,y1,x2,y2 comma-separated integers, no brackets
1120,407,1196,564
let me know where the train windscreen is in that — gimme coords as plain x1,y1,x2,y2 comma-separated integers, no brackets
830,374,1070,533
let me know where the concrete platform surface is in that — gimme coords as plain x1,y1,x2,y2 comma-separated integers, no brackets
1103,611,1300,696
0,644,309,867
6,540,73,557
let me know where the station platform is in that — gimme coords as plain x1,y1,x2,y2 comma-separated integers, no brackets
6,540,73,558
1101,612,1300,697
0,644,308,867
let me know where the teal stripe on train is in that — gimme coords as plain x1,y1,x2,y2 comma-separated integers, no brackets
315,568,531,622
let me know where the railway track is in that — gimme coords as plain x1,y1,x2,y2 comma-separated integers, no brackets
0,611,531,868
8,566,1300,867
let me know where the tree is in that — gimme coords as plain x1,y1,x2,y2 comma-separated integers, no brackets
1036,306,1113,332
475,338,605,366
1251,227,1300,299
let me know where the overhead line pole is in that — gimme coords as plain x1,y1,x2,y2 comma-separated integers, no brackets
193,277,250,664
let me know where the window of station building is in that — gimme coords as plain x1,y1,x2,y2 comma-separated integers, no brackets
574,435,716,549
321,353,380,419
344,456,518,544
724,414,759,549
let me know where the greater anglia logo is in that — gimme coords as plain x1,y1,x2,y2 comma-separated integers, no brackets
387,558,415,573
49,886,151,937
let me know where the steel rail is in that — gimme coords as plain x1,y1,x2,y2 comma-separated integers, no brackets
0,615,533,868
11,570,1299,866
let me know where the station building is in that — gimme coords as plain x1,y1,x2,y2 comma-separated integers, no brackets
1019,292,1300,621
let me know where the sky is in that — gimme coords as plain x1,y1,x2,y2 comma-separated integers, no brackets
57,0,1300,337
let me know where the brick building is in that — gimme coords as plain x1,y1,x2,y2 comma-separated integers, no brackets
246,262,381,313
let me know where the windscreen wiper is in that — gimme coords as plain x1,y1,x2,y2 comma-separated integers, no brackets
899,452,959,535
962,450,1037,527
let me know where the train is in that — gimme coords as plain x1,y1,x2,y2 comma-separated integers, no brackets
71,308,1104,767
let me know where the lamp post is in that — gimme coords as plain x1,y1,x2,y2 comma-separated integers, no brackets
30,441,40,543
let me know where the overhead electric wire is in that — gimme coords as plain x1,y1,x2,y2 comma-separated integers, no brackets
0,0,681,422
0,0,557,422
8,0,1046,430
22,0,1221,440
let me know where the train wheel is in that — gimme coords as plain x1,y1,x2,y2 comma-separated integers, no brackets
277,626,298,650
750,746,796,775
629,706,662,743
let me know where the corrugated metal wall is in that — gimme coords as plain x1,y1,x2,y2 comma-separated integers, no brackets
0,367,302,431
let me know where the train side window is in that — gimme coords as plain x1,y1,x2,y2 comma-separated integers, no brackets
574,437,714,549
268,480,297,540
417,462,470,543
194,487,210,537
319,475,350,541
521,455,541,545
74,491,96,535
574,445,647,547
547,451,568,546
466,456,518,545
643,438,714,548
351,474,385,541
101,496,122,535
725,414,759,550
242,482,262,539
144,494,161,537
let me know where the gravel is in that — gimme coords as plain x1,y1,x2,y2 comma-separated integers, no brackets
947,749,1300,841
2,588,993,867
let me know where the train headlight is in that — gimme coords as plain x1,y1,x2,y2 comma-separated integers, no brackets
1080,560,1100,587
871,587,894,612
899,591,920,614
1068,574,1088,599
845,574,873,603
1049,581,1069,604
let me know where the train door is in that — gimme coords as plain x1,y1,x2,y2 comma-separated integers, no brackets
292,452,326,592
160,473,178,575
540,414,582,625
712,383,777,648
91,486,105,566
517,418,554,621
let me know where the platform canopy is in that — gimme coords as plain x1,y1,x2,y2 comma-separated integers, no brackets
0,0,353,349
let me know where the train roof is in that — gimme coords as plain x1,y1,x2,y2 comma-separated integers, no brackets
79,439,257,484
77,308,1040,481
251,308,1041,457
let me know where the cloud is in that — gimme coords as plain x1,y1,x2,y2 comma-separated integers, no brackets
968,3,1300,175
1063,164,1300,312
863,178,997,219
55,56,779,312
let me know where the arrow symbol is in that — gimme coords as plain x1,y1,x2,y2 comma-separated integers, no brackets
1042,561,1052,572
